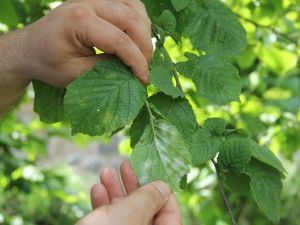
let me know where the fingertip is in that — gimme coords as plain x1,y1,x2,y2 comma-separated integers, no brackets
115,180,171,222
120,160,140,194
143,73,150,85
100,167,115,181
151,181,171,199
139,70,150,85
90,183,110,209
100,167,126,203
120,160,132,172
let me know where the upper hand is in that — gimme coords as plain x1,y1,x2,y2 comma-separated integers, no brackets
19,0,152,86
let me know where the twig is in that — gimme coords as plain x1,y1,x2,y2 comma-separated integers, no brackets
211,159,238,225
172,67,183,90
152,25,183,92
151,25,161,42
236,14,299,46
152,25,238,224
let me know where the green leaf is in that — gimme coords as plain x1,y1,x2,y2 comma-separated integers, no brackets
245,159,282,223
180,174,188,190
224,128,250,139
224,172,250,195
190,129,222,166
64,59,147,136
149,93,197,145
185,0,247,58
131,119,191,191
152,46,173,68
177,54,241,105
218,138,252,173
141,0,172,18
129,106,149,148
0,0,20,27
150,67,183,98
175,53,198,79
250,140,286,176
33,80,66,123
171,0,190,12
150,47,183,98
203,117,226,135
258,45,298,75
156,10,177,34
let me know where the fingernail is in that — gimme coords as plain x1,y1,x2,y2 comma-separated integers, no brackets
122,160,132,170
153,181,171,198
125,160,132,168
102,167,116,177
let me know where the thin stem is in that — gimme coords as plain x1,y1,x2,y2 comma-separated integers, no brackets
211,159,238,225
236,14,298,46
152,25,184,92
172,67,183,91
145,100,155,124
151,25,161,42
152,24,238,224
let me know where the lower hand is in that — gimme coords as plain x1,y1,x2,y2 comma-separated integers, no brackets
77,160,182,225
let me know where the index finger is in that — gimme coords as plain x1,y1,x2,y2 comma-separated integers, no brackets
77,13,149,83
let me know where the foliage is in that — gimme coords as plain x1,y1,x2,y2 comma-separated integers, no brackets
0,104,89,225
0,0,299,225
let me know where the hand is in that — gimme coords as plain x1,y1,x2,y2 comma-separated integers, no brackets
12,0,153,86
0,0,152,116
77,160,182,225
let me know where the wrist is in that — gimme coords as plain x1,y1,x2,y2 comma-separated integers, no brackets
0,28,32,84
0,29,31,117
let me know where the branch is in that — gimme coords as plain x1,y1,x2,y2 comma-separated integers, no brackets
236,14,299,46
152,25,184,92
211,159,238,225
151,25,161,42
172,67,183,90
152,26,238,224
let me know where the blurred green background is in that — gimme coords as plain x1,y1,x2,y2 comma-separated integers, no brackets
0,0,299,224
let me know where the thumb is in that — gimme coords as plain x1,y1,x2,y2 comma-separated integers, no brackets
110,181,171,224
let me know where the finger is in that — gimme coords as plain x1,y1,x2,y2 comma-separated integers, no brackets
154,194,182,225
55,54,111,87
81,53,114,69
91,0,153,62
81,15,149,83
110,181,171,223
120,160,139,194
115,0,151,30
100,168,126,203
90,183,110,209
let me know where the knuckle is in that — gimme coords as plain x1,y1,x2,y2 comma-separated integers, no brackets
137,0,147,11
126,9,140,23
142,185,162,207
67,4,89,21
63,23,76,37
115,33,130,46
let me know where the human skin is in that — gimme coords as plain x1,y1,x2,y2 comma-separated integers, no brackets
0,0,153,117
0,0,182,224
79,160,182,225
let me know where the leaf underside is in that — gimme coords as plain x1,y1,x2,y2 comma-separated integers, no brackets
33,80,66,123
131,119,191,191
